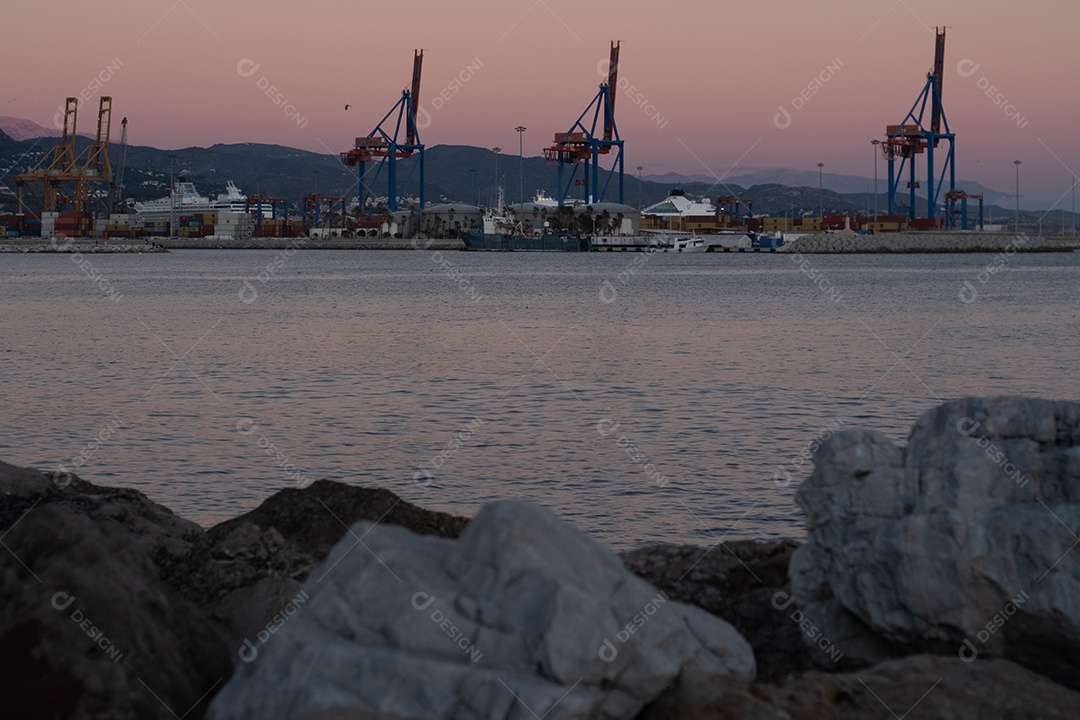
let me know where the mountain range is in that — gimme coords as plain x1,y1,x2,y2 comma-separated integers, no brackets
646,169,1013,207
0,117,1060,227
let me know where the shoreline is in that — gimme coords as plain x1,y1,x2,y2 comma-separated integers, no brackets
3,395,1080,718
2,231,1078,253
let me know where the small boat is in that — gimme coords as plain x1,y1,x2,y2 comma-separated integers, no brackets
647,232,709,253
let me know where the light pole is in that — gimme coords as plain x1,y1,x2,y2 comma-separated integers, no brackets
870,141,881,233
817,162,824,223
515,126,526,209
636,165,644,211
492,147,501,207
168,153,177,238
1014,160,1021,233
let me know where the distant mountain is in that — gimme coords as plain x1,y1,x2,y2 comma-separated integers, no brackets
0,133,1061,225
0,116,91,141
727,168,1011,206
642,171,717,185
648,167,1012,207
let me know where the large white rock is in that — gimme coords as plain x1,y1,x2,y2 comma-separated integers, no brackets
791,397,1080,686
208,500,755,720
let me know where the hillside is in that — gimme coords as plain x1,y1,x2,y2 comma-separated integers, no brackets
0,129,1068,228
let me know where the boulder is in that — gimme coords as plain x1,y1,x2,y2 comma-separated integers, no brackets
207,500,756,720
159,480,470,654
645,654,1080,720
0,461,231,719
790,397,1080,686
621,539,810,680
0,460,473,718
763,654,1080,720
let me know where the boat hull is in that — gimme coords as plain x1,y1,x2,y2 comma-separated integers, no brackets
462,232,588,252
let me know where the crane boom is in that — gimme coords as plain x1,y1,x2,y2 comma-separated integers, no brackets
406,49,423,146
931,27,946,134
112,117,129,212
603,41,620,142
75,96,113,212
15,97,79,213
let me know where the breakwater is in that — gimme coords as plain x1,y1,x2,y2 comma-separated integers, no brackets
0,237,168,253
780,232,1079,253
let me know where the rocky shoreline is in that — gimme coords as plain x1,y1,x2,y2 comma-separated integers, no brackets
2,396,1078,719
780,231,1080,253
0,237,169,253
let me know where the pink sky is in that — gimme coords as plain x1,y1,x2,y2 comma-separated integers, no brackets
4,0,1078,210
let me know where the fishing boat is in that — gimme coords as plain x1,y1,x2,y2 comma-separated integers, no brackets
461,188,586,251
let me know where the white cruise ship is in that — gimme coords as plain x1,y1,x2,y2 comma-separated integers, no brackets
134,181,268,221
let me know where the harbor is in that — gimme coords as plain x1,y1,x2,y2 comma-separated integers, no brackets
4,34,1076,251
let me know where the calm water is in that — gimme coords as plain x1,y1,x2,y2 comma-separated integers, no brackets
2,248,1078,549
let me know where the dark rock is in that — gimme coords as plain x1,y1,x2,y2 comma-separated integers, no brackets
157,480,470,654
645,655,1080,720
0,460,471,718
761,654,1080,720
621,539,808,681
0,462,232,720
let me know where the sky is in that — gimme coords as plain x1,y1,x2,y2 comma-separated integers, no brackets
3,0,1078,210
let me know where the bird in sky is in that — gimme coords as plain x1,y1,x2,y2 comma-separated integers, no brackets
344,104,351,110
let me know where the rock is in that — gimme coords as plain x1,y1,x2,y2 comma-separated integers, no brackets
781,232,1035,253
645,654,1080,720
0,462,232,719
621,539,810,680
790,397,1080,687
0,460,473,718
760,654,1080,720
207,500,756,720
159,480,469,655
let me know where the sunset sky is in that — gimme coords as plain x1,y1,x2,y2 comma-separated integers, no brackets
4,0,1077,210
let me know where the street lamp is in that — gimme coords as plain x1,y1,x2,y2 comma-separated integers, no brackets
515,126,527,209
636,165,644,211
492,147,501,207
870,141,881,233
168,153,177,238
1014,160,1021,233
817,162,825,223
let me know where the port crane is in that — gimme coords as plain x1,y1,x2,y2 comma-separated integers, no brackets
544,41,625,207
717,195,752,223
110,117,129,212
945,189,984,230
882,28,956,224
77,96,113,213
15,96,114,216
302,194,347,231
341,50,425,213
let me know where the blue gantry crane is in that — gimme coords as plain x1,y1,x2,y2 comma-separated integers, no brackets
544,41,625,207
883,27,956,225
945,189,984,230
341,50,425,214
